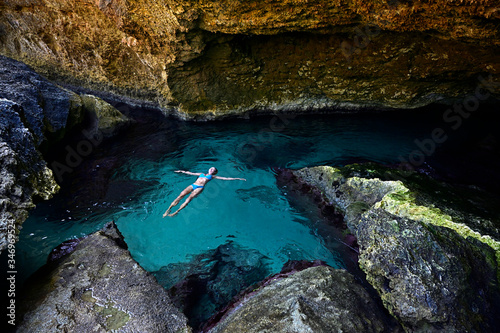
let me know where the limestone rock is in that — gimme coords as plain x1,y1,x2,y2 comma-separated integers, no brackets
1,1,498,117
356,208,499,332
289,165,500,332
0,55,85,233
0,55,130,252
206,265,401,333
0,55,84,145
17,221,192,333
0,98,60,253
80,94,130,138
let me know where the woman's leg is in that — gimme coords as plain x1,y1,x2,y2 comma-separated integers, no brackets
168,188,203,216
163,186,192,217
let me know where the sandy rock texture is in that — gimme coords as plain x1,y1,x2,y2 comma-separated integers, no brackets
0,0,498,118
17,221,191,332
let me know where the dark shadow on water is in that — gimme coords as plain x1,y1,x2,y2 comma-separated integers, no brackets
152,241,272,330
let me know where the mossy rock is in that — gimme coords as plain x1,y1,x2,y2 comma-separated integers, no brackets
80,94,130,137
291,163,500,332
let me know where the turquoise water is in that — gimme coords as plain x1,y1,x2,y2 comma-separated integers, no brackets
15,109,484,283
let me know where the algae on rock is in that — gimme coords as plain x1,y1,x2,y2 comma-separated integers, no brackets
80,94,130,137
207,265,401,333
291,164,500,332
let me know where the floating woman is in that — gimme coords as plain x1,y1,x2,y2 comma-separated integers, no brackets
162,167,246,217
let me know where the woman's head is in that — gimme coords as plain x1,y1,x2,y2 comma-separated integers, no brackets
208,167,218,175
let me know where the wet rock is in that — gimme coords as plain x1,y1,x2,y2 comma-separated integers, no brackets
18,221,191,333
206,265,401,333
0,98,59,253
80,94,130,138
290,164,500,332
0,55,130,252
0,54,83,252
47,237,84,262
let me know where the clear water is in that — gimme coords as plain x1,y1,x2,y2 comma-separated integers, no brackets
14,108,496,285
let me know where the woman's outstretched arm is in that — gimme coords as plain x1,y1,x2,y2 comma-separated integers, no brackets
175,170,202,176
214,176,246,181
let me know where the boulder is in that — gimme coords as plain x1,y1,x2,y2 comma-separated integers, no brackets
0,55,129,253
288,165,500,332
206,265,401,333
17,221,192,333
80,94,130,138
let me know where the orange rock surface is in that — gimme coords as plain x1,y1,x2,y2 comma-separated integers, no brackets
0,0,498,117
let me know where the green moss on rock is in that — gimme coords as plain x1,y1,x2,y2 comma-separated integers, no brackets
80,94,130,137
376,187,500,280
292,164,500,332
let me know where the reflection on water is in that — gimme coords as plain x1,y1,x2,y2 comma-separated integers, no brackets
236,186,281,209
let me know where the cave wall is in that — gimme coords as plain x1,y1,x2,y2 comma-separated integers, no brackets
169,31,499,119
0,0,498,118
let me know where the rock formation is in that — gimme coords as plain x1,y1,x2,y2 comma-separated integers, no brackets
284,165,500,332
0,55,77,253
205,265,402,333
0,1,498,118
80,94,130,138
17,221,191,332
0,55,129,253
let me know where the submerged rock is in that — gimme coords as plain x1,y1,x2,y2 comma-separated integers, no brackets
18,221,191,332
154,241,271,329
288,165,500,332
205,265,401,333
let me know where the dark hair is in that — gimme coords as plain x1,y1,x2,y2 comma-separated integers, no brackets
210,167,218,174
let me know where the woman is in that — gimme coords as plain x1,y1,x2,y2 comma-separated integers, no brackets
163,167,246,217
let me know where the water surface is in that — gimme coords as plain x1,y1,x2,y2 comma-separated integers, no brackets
14,107,499,286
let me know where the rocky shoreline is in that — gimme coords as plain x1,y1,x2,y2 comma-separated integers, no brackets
1,53,498,331
17,221,191,332
0,3,499,326
14,163,500,332
280,165,500,332
0,55,130,254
